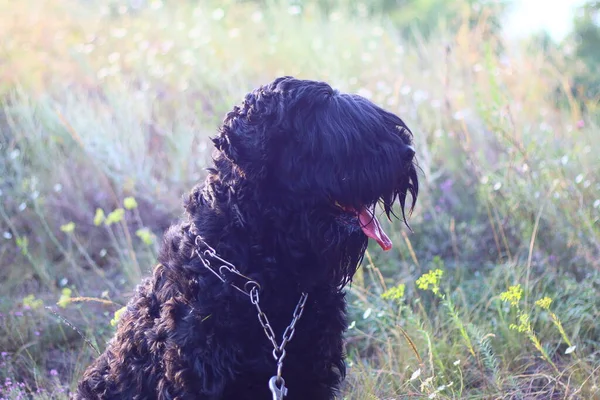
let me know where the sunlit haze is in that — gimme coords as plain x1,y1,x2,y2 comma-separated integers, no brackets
505,0,587,41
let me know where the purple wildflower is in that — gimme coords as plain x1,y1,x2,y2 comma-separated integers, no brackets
440,178,454,194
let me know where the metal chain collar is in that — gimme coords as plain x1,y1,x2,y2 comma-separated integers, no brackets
192,235,308,399
250,286,308,398
193,236,261,296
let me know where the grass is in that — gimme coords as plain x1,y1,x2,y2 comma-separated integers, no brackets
1,0,599,398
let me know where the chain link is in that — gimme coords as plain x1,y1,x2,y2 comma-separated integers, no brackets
193,236,261,297
250,286,308,381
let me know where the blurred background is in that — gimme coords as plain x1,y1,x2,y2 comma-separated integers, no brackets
0,0,599,398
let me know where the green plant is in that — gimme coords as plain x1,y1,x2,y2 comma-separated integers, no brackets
0,0,598,398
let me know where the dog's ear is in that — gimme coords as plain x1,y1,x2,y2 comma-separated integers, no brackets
212,91,281,180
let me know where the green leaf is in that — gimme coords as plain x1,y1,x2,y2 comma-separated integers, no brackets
57,288,73,308
60,222,75,233
93,208,105,226
111,307,126,327
123,197,138,210
105,208,125,226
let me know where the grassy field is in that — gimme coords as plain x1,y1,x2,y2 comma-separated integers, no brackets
1,0,599,398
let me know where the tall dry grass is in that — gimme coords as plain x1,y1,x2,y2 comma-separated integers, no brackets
0,0,598,398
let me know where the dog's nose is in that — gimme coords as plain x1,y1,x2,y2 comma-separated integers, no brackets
403,145,416,160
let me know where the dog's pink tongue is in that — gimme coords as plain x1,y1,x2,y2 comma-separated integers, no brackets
357,207,393,251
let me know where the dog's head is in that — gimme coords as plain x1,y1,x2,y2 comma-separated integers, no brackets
210,77,418,288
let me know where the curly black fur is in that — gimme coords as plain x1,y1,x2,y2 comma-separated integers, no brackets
74,77,418,400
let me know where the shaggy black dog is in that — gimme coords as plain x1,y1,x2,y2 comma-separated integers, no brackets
75,77,418,400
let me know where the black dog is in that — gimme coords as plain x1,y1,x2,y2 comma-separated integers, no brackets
75,77,418,400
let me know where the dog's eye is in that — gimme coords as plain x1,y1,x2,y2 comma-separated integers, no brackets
333,201,355,213
334,201,349,211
